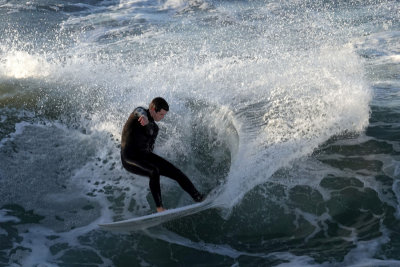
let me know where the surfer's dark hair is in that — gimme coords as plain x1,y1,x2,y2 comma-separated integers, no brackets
150,97,169,112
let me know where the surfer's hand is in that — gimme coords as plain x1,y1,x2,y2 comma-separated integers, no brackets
138,115,149,126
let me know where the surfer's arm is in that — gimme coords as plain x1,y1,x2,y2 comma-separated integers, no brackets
138,115,148,126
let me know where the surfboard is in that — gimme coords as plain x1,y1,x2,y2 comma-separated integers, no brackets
99,199,214,231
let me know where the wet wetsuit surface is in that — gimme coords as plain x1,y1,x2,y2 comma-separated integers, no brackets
121,107,202,208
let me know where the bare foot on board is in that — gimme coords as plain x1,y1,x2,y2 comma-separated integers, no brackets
156,207,166,213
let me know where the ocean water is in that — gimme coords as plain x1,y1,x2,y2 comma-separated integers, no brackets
0,0,399,266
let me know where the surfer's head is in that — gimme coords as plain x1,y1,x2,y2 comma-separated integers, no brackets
150,97,169,112
149,97,169,122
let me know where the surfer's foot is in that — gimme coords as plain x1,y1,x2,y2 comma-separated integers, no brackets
156,206,166,213
193,193,205,202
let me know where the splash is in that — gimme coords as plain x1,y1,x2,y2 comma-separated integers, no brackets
215,46,372,209
0,50,51,79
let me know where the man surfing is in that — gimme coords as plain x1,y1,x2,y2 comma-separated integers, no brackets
121,97,204,212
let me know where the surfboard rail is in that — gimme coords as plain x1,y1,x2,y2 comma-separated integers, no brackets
99,199,215,231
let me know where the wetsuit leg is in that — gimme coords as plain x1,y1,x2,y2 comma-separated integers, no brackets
145,153,204,202
121,152,203,207
121,154,163,208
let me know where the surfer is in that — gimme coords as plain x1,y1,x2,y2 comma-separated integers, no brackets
121,97,204,212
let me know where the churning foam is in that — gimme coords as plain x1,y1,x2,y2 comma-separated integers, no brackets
0,50,51,79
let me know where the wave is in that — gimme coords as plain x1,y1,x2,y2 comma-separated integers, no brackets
0,1,373,214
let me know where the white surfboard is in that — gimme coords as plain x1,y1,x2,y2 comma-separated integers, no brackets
99,199,215,231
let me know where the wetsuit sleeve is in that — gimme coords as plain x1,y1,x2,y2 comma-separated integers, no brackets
148,124,158,151
121,107,159,155
134,107,158,152
133,107,148,120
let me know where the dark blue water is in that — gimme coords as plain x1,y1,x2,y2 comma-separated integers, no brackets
0,0,399,266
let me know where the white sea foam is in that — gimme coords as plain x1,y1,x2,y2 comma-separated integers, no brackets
0,50,52,79
0,120,32,148
0,209,20,223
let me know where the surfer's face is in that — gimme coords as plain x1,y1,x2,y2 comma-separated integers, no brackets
151,108,168,122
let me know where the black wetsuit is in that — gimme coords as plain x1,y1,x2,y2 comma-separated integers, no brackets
121,107,203,208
